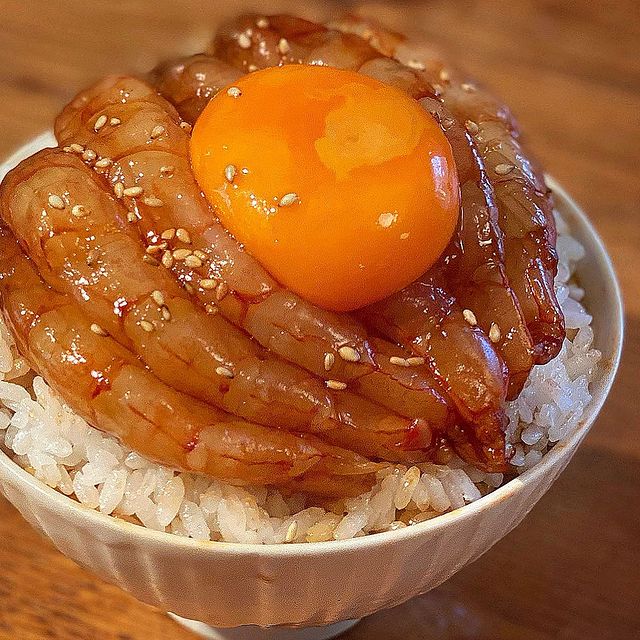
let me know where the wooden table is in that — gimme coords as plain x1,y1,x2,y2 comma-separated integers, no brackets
0,1,638,638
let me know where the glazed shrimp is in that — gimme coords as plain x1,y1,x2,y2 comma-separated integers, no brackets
0,148,441,463
149,54,242,124
362,272,508,471
420,97,534,396
332,14,565,363
347,55,535,396
53,75,454,428
0,226,379,496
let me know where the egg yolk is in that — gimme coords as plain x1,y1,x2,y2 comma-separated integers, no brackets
190,65,459,312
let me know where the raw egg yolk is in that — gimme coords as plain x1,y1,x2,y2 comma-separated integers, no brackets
190,65,459,312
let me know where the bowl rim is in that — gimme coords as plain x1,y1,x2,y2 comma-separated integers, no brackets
0,135,624,557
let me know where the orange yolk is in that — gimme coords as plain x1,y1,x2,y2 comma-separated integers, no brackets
190,65,459,312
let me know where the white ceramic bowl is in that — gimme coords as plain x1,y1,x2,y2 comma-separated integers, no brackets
0,134,623,639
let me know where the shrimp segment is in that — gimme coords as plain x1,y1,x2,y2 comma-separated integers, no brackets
420,97,535,396
354,55,534,396
0,226,379,495
53,75,454,430
211,13,379,72
0,148,440,463
149,54,242,124
362,273,508,472
332,14,565,364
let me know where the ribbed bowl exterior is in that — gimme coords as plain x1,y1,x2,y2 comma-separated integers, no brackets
0,138,624,629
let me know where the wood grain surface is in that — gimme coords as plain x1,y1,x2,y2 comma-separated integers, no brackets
0,1,638,638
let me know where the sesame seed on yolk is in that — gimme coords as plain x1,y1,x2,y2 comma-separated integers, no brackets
190,65,459,312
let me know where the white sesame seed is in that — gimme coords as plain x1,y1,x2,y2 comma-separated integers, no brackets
338,346,360,362
224,164,237,183
378,212,397,228
47,194,65,209
465,120,479,135
324,353,335,371
389,356,410,367
161,251,174,268
151,290,165,306
278,38,291,55
82,149,97,162
489,322,501,343
110,117,121,126
161,306,171,321
199,279,217,290
494,163,515,176
69,143,84,153
461,82,476,92
326,380,347,390
94,114,108,132
180,122,192,133
216,366,234,378
172,248,192,260
406,356,425,367
238,33,251,49
284,521,298,542
215,282,229,301
407,59,425,71
279,192,298,207
94,157,112,168
227,86,242,98
400,232,410,240
71,204,88,218
176,228,191,244
127,212,138,223
205,304,218,315
248,64,258,73
161,229,176,240
140,320,154,333
439,68,451,82
143,196,164,207
256,17,269,28
160,165,175,175
90,323,108,336
123,186,143,197
150,124,165,139
146,244,163,255
193,249,207,260
184,282,195,295
63,146,73,153
184,255,203,268
463,309,478,326
114,182,124,198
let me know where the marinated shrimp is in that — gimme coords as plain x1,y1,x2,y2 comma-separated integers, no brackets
0,148,441,464
150,54,242,124
53,75,455,432
352,54,535,396
332,14,565,364
0,225,379,495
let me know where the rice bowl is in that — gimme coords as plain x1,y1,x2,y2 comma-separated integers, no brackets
0,157,622,630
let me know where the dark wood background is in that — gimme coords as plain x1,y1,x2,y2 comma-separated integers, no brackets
0,1,638,638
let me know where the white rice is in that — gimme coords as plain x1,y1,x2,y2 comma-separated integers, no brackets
0,213,601,543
